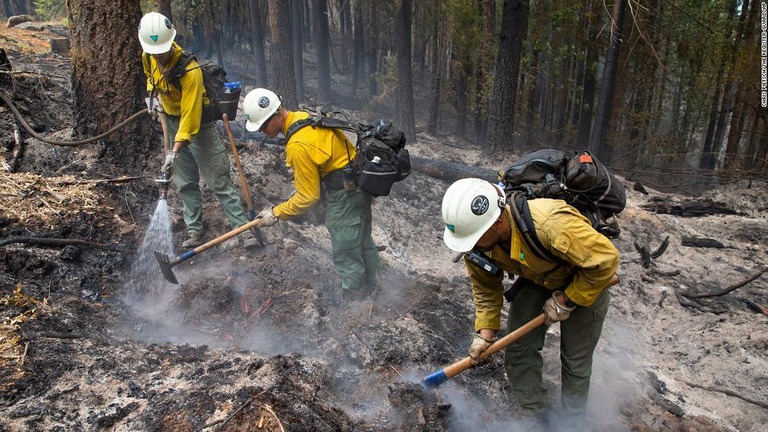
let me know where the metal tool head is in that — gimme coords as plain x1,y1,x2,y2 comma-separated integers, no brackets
155,170,172,200
154,250,178,284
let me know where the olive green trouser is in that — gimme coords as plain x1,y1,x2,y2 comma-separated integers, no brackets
504,278,610,426
325,187,381,290
166,117,248,235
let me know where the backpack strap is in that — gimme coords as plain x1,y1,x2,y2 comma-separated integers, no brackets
285,117,316,141
164,51,196,91
509,192,560,262
285,110,356,165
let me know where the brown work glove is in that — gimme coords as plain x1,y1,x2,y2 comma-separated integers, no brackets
543,290,576,325
257,208,278,227
468,334,494,366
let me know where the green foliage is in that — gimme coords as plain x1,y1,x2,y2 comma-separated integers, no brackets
33,0,66,20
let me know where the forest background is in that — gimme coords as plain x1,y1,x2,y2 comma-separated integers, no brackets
2,0,766,191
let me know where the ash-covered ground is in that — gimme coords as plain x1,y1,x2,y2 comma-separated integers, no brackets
1,23,767,432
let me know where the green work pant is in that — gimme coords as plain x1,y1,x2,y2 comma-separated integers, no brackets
504,278,609,426
166,117,248,235
325,187,380,290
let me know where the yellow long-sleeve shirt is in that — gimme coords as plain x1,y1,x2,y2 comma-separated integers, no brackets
272,111,357,219
141,42,209,143
466,199,620,332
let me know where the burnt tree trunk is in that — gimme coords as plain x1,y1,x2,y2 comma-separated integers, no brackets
313,0,332,104
394,0,416,143
589,0,625,163
485,0,528,151
248,0,269,86
66,0,153,167
350,0,364,97
157,0,172,21
427,5,443,135
267,0,298,108
291,0,305,100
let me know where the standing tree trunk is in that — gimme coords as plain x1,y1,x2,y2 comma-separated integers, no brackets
485,0,529,151
314,0,332,104
339,0,352,73
267,0,298,108
249,0,269,86
427,3,444,136
67,0,154,167
351,0,364,97
577,0,600,149
291,0,305,100
156,0,172,21
366,2,379,96
589,0,626,163
394,0,416,143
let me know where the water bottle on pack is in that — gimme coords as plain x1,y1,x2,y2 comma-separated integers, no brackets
221,81,241,120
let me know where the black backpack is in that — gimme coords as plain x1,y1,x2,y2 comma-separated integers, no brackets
499,148,626,260
284,109,411,197
150,51,240,122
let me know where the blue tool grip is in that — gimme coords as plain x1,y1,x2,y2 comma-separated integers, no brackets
421,370,448,388
179,250,196,261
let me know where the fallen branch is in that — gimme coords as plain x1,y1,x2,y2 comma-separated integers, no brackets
673,289,726,314
681,267,767,299
56,176,145,185
683,380,768,410
0,237,112,249
10,122,22,172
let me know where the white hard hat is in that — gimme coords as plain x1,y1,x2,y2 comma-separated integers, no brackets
138,12,176,54
243,88,282,132
441,178,506,252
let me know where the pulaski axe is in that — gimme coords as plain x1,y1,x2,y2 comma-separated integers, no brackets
422,274,620,388
154,217,263,284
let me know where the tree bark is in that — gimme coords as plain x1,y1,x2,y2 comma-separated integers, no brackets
351,0,364,97
66,0,154,167
249,0,269,86
267,0,298,108
394,0,416,144
589,0,626,163
156,0,172,21
427,4,443,135
291,0,305,100
485,0,529,151
313,0,332,104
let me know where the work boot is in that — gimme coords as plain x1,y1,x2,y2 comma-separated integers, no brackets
181,231,204,248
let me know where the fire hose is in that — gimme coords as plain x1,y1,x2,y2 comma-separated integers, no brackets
0,90,149,146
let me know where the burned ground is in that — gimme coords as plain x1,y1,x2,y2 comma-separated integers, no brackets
1,23,768,432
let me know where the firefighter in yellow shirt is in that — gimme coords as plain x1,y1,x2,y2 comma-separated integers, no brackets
441,178,620,429
138,12,258,249
242,88,380,296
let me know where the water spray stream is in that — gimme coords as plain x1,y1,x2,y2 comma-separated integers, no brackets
124,198,175,309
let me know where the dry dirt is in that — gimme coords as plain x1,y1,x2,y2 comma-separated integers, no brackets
1,23,767,432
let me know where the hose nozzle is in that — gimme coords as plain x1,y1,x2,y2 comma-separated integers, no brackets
155,170,172,200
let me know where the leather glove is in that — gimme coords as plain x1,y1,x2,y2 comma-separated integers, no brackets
145,97,161,120
543,290,576,325
468,334,494,366
257,208,278,227
161,151,177,175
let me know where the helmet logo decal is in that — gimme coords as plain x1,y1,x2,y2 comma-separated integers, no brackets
470,195,490,215
150,35,159,42
258,96,270,108
446,223,455,233
164,18,172,29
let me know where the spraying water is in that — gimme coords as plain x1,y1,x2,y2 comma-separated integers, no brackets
124,199,175,309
